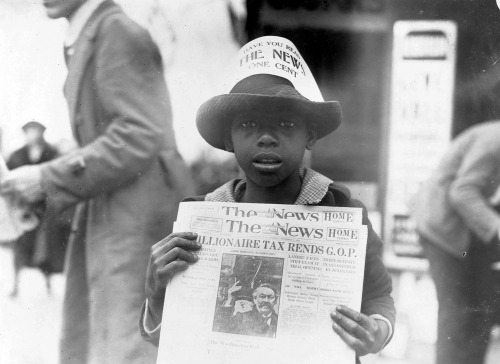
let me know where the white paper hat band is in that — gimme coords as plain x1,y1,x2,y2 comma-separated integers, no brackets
233,36,324,102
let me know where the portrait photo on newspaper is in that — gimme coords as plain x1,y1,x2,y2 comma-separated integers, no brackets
212,254,284,339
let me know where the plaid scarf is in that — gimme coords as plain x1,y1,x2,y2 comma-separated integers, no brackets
205,168,333,205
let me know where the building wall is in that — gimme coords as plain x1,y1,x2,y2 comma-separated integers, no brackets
245,0,500,210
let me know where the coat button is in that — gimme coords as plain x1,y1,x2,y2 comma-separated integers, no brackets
67,47,75,56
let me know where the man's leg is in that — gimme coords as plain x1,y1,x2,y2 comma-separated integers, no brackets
86,233,158,364
44,272,52,296
464,237,496,363
9,260,20,298
10,231,36,297
421,236,470,364
59,214,89,364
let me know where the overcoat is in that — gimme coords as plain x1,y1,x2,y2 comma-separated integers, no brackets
40,1,192,363
232,307,279,338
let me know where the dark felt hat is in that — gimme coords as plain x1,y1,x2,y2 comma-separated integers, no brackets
196,74,342,151
22,120,46,132
235,286,254,302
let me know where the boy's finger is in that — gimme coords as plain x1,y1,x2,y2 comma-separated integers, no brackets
158,260,190,279
331,311,373,344
154,232,198,248
152,233,200,256
159,246,199,267
332,321,370,356
164,235,201,252
331,320,360,350
336,305,372,329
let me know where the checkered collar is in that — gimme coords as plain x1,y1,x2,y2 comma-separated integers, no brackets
205,168,333,205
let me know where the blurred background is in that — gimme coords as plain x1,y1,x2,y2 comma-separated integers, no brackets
2,0,500,363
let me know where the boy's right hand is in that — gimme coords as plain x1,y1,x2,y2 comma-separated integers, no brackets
145,232,201,324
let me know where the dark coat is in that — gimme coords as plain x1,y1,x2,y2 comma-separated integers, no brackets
39,2,193,363
232,307,278,338
414,121,500,257
7,143,68,274
212,304,278,338
140,182,396,352
7,143,58,170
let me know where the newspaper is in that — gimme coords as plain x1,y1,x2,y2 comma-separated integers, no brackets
157,202,367,364
177,201,363,226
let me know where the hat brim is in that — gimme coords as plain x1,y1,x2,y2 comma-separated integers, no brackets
235,296,253,302
196,93,342,151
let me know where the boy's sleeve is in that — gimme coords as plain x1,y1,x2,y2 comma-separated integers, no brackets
139,300,161,346
354,200,396,330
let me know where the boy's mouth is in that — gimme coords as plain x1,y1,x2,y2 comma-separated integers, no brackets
252,153,283,172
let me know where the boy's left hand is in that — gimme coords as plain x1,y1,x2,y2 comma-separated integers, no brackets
331,305,389,356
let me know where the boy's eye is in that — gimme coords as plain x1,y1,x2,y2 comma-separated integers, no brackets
241,121,256,128
280,120,295,128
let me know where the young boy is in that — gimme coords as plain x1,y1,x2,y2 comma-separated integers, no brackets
140,36,395,359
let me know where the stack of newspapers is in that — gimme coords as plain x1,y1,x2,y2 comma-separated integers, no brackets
158,202,368,364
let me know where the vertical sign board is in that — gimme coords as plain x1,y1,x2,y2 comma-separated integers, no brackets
384,21,457,258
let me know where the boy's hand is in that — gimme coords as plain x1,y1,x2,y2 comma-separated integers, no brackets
145,232,201,324
331,305,389,356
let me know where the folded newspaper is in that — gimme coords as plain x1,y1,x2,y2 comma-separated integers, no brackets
158,202,367,364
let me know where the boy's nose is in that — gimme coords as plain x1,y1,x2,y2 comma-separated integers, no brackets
257,132,279,148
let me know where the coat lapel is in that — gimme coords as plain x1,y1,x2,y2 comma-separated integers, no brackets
64,1,120,128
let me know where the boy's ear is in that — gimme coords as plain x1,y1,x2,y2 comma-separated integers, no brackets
305,124,318,151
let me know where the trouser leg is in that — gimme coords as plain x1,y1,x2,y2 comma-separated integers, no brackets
421,236,496,364
10,263,19,297
421,237,470,364
464,237,496,363
59,219,89,364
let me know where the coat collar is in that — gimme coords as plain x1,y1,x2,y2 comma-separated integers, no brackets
64,0,120,128
204,168,342,205
65,0,107,47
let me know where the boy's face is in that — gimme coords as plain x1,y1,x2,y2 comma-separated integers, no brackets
226,109,317,188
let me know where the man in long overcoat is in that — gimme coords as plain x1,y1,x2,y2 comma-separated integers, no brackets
1,0,192,363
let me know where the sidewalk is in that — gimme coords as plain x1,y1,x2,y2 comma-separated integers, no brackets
0,246,64,364
362,271,500,364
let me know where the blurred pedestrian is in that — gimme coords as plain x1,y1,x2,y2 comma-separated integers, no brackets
413,121,500,364
6,120,59,297
1,0,192,363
